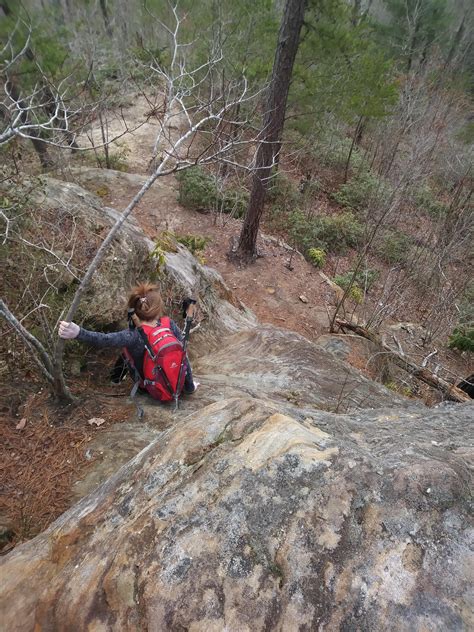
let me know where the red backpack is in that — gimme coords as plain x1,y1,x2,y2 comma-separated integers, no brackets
128,317,186,402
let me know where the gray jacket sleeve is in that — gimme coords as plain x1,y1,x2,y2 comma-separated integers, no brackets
77,327,138,349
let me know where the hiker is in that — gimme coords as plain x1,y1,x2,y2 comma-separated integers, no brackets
58,283,198,400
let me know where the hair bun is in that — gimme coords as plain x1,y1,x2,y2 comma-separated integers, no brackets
128,282,164,321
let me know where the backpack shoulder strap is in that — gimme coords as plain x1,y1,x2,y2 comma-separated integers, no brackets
160,316,171,329
136,326,155,359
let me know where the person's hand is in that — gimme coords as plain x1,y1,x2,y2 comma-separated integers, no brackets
58,321,80,339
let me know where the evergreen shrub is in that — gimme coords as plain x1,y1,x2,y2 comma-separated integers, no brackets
93,145,130,171
307,247,326,268
448,327,474,352
378,230,412,264
333,169,391,212
332,267,380,304
177,167,247,217
449,284,474,352
349,285,364,303
414,185,447,217
176,234,208,254
289,210,364,254
318,212,364,251
309,133,365,172
268,173,300,208
333,268,379,293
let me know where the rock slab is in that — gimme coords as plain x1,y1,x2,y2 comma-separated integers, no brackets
1,398,472,631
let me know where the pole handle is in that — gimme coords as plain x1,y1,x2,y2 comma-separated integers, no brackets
186,301,196,320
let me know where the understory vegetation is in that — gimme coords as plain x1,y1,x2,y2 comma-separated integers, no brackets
1,0,473,399
177,167,248,218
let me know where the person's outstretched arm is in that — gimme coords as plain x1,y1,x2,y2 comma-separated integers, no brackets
59,321,137,348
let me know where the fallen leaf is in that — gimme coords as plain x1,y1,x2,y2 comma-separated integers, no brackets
87,417,106,427
16,418,27,430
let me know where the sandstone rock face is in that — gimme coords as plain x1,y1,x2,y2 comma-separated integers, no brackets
3,175,256,336
196,326,414,413
1,175,154,326
1,398,472,631
71,324,418,501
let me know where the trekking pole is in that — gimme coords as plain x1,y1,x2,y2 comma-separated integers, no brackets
175,298,197,411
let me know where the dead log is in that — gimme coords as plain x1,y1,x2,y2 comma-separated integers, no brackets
335,319,472,403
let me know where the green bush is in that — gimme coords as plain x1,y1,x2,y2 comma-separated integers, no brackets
289,210,364,255
288,210,315,251
220,188,248,217
333,273,355,292
318,212,364,251
153,230,179,253
333,169,391,213
449,283,474,352
94,145,130,171
459,283,474,327
307,247,326,268
177,167,218,210
308,132,366,172
150,243,166,273
414,185,447,217
349,285,364,303
378,230,412,264
268,173,300,208
177,167,247,217
448,327,474,352
176,234,209,254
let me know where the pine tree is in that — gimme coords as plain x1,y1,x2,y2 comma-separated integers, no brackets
235,0,308,262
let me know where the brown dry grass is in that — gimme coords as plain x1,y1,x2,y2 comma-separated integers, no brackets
0,389,133,552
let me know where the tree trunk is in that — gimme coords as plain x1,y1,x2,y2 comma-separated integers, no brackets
235,0,307,262
99,0,113,37
6,81,53,169
344,115,364,183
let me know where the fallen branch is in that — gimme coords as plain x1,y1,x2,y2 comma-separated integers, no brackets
335,319,471,403
421,349,438,367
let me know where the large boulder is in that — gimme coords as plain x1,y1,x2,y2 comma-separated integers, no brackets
1,174,256,338
195,325,416,413
1,174,154,327
0,398,472,631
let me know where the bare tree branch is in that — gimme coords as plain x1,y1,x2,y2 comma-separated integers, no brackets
0,298,55,383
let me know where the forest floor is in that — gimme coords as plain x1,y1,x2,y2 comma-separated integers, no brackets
1,94,472,552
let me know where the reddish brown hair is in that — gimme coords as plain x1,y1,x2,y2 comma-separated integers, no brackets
128,283,164,322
